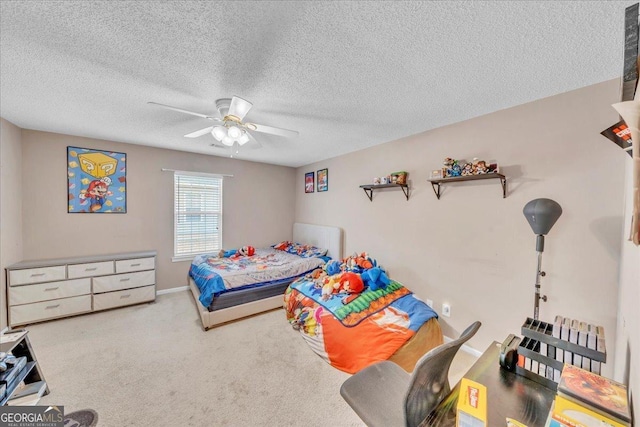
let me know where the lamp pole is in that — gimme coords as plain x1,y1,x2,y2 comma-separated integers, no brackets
523,199,562,321
533,236,547,320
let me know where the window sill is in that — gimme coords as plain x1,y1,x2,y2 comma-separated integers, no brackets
172,256,196,263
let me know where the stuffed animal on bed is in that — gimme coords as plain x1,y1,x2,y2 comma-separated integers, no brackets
343,252,376,273
361,267,390,291
218,249,238,258
218,245,255,258
238,246,255,256
324,259,342,276
321,272,364,301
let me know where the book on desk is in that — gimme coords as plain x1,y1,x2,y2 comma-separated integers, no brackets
546,364,631,427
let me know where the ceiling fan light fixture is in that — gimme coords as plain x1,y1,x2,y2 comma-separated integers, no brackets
212,126,226,141
227,125,242,139
229,96,253,121
222,136,234,146
238,132,250,145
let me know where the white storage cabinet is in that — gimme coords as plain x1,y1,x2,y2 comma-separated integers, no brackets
6,251,156,327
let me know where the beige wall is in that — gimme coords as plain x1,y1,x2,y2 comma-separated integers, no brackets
295,79,626,378
20,130,296,292
614,156,640,418
0,118,24,330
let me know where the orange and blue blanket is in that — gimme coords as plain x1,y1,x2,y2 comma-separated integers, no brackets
285,272,437,373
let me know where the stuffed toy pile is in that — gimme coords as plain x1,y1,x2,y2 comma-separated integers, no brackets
314,252,391,302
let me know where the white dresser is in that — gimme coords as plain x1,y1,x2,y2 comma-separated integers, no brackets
6,251,156,327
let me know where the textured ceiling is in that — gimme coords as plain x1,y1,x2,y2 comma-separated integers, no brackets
0,1,631,167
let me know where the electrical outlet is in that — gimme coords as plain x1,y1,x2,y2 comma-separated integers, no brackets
442,303,451,317
426,299,434,308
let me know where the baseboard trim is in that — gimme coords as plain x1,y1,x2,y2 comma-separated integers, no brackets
443,335,483,358
156,286,189,295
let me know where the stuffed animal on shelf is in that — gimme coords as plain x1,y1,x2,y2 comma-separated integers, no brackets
471,158,489,175
474,160,489,174
444,157,462,177
461,162,474,176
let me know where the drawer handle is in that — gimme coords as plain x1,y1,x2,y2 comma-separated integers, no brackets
85,267,98,271
46,304,60,309
120,278,131,282
130,263,141,267
44,287,59,291
30,273,46,277
120,294,131,299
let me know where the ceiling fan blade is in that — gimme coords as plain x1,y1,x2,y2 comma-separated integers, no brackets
184,126,214,138
148,102,221,121
247,122,299,138
227,96,253,121
246,131,263,149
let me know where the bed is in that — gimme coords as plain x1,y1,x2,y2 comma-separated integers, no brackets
284,253,443,374
188,223,342,330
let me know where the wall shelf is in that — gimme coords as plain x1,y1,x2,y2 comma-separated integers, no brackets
428,173,506,199
359,183,409,201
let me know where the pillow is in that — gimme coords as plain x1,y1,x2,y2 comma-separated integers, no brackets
291,243,328,258
273,241,327,258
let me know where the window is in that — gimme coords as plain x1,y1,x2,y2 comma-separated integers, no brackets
174,172,222,259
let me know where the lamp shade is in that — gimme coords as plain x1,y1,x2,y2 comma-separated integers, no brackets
523,198,562,235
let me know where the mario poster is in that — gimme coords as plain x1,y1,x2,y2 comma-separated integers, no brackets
67,146,127,213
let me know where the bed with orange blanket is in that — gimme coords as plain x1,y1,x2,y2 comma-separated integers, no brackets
284,254,443,374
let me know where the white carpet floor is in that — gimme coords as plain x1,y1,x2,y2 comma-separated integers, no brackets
24,290,477,426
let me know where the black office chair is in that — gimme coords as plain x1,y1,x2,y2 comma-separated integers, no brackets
340,321,481,427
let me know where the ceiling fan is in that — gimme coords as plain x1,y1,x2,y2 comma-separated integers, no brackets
148,96,299,155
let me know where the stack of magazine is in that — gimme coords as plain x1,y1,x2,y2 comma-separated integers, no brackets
546,364,631,427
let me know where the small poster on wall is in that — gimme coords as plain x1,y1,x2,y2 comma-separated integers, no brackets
305,171,314,193
67,146,127,213
317,168,328,192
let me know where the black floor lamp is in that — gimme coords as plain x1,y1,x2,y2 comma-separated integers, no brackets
523,198,563,320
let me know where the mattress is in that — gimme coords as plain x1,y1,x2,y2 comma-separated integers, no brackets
208,279,293,311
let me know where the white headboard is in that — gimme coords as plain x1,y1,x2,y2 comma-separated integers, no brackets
293,223,342,260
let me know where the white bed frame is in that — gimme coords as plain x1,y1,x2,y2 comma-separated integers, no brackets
189,222,342,330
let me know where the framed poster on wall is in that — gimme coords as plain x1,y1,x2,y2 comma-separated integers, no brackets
305,171,315,193
67,146,127,213
317,168,328,192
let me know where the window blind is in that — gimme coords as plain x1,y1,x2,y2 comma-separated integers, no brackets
174,172,223,257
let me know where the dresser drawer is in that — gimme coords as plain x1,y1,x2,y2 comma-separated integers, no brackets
92,270,155,293
115,257,155,273
9,266,66,286
9,278,91,306
93,285,155,311
67,261,114,279
9,295,92,326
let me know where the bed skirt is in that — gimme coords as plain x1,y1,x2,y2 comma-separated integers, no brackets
188,278,285,330
388,317,444,372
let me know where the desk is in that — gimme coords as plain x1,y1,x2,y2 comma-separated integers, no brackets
420,341,555,427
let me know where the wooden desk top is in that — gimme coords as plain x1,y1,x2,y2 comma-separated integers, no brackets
420,341,556,427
